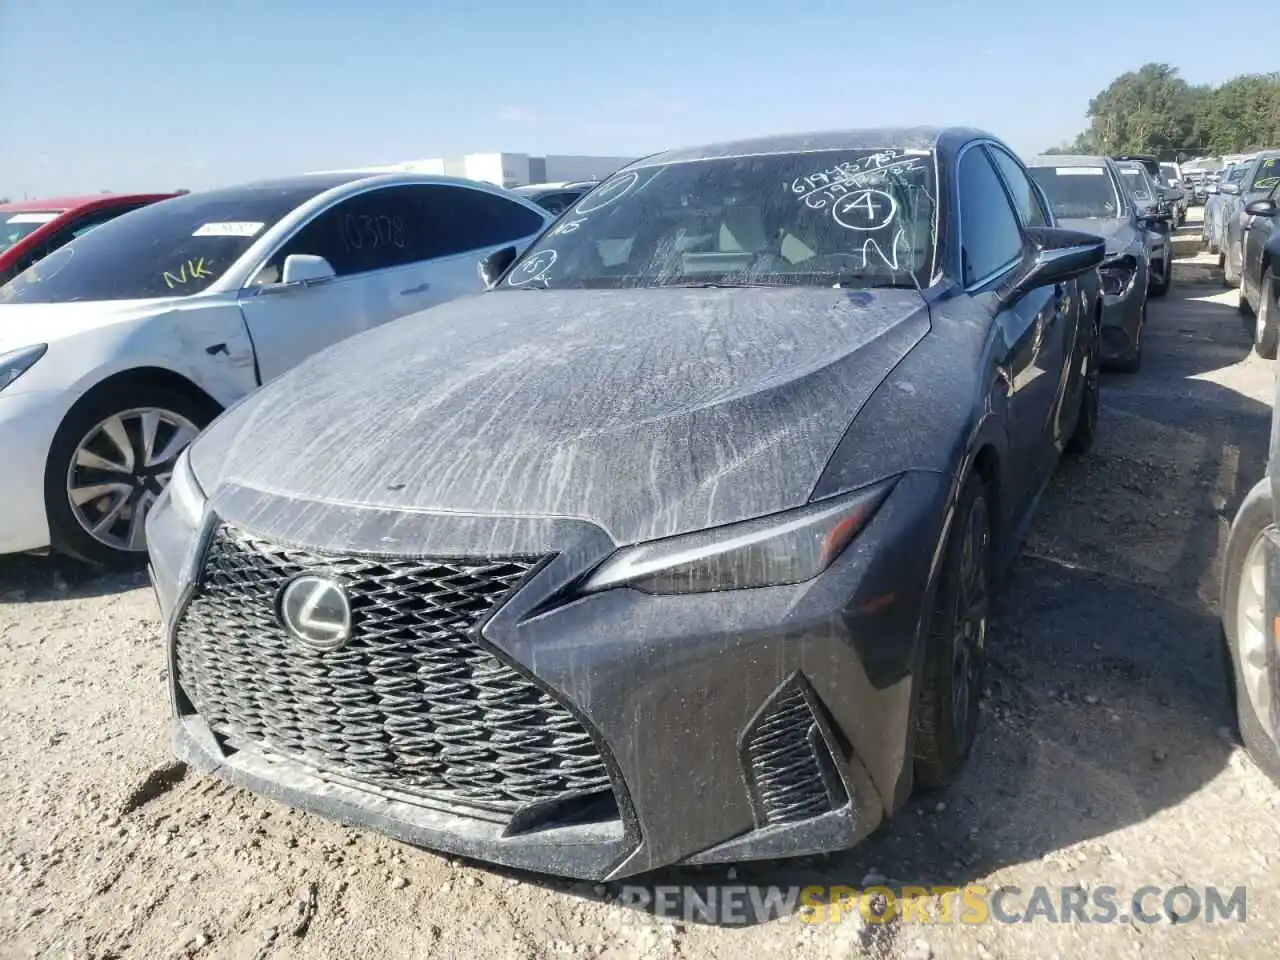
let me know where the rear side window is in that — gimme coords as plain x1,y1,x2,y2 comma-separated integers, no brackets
419,186,546,257
958,148,1024,286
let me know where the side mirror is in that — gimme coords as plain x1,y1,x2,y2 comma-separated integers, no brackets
995,227,1105,308
1220,183,1241,196
1245,199,1278,218
280,254,336,286
477,245,518,289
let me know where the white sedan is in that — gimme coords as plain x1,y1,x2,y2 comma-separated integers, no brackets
0,172,550,565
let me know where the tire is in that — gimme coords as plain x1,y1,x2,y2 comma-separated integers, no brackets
915,471,992,787
1255,273,1279,361
1149,256,1172,298
1224,245,1241,288
44,380,221,568
1066,323,1100,455
1221,480,1280,786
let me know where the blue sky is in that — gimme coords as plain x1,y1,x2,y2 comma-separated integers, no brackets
2,0,1273,197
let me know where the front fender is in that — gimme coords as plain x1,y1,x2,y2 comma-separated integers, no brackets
65,302,258,407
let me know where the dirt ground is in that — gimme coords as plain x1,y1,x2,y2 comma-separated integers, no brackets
3,210,1279,960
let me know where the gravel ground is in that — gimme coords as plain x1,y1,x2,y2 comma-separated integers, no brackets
3,211,1279,959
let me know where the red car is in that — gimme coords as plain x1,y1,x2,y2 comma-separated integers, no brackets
0,193,180,286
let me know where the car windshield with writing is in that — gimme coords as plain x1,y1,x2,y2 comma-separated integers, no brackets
1,211,63,254
0,183,333,304
1118,168,1153,201
499,149,937,291
1249,157,1280,192
1027,166,1121,220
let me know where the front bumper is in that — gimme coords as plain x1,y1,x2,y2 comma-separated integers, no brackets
148,471,952,880
0,390,70,555
1097,261,1147,364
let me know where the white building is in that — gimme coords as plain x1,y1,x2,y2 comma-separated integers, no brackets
357,153,639,187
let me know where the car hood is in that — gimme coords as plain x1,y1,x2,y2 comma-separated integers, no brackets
0,298,187,353
192,286,930,545
1057,218,1139,255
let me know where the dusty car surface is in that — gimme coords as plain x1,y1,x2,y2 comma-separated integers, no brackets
146,127,1105,880
1028,154,1153,371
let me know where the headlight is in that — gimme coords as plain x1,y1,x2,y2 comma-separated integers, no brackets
0,344,48,392
167,447,207,528
1099,256,1137,297
581,477,899,595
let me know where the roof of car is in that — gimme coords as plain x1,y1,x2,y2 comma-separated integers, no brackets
0,193,177,213
1027,155,1113,167
512,181,597,194
631,127,983,168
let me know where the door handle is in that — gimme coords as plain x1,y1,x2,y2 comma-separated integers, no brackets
399,282,431,296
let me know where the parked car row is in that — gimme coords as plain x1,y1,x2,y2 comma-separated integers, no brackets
1025,153,1175,373
7,125,1271,884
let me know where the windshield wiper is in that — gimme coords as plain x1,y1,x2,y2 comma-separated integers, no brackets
661,280,772,289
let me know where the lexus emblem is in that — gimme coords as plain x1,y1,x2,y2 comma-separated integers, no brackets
279,575,352,651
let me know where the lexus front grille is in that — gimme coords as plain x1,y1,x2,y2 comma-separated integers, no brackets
172,523,614,822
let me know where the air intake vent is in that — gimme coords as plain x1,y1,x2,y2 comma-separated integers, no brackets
743,678,847,826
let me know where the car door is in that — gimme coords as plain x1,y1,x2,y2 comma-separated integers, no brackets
238,184,548,383
1242,181,1280,307
988,145,1081,446
237,186,449,382
957,144,1063,512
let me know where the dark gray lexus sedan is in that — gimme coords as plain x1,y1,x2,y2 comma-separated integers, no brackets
1027,154,1157,373
146,127,1105,881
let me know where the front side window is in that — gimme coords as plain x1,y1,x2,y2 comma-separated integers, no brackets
987,148,1049,227
250,186,425,285
958,148,1023,286
0,182,347,303
1027,165,1122,220
499,148,937,291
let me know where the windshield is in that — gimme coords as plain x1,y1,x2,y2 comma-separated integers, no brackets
1,211,63,254
1227,165,1249,183
1027,166,1121,219
1249,157,1280,192
499,149,937,291
1118,168,1153,201
0,180,342,303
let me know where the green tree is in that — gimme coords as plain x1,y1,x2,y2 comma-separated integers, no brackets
1046,64,1280,158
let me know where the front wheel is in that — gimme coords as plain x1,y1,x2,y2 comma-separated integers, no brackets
915,472,992,787
1255,273,1279,361
1222,481,1280,786
1149,256,1172,298
44,382,220,568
